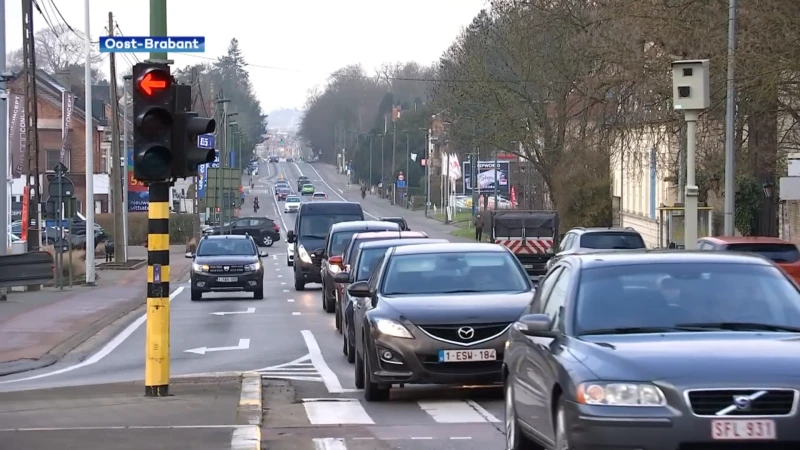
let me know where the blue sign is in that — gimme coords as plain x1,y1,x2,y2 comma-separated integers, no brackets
197,162,208,199
228,152,236,168
99,36,206,53
211,150,221,168
198,134,215,149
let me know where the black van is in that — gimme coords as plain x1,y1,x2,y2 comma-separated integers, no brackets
287,201,364,290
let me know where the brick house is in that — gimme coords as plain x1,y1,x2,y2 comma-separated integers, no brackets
8,70,111,215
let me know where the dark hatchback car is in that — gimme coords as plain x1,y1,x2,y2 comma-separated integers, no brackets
186,235,268,301
335,238,447,363
207,217,280,247
348,243,534,401
320,221,401,314
379,217,410,231
503,251,800,450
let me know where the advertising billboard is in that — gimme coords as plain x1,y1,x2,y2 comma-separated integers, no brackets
127,149,149,212
462,160,510,194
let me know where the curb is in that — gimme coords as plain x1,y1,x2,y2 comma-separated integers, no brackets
0,262,193,378
233,372,262,450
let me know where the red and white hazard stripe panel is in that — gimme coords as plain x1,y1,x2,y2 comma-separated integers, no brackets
495,239,554,255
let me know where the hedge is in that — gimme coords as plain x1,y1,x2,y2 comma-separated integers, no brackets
95,213,200,246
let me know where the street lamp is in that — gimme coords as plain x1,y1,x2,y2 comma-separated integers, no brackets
762,181,774,199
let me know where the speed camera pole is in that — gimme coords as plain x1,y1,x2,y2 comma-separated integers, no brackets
672,60,710,250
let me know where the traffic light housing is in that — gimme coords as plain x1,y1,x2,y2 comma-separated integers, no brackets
132,63,174,183
171,111,216,178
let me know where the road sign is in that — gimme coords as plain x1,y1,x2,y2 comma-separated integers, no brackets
198,134,215,149
47,175,74,197
53,162,68,174
397,172,405,181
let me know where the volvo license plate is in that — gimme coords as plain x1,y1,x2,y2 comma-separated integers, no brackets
438,349,496,362
712,420,776,440
217,277,238,283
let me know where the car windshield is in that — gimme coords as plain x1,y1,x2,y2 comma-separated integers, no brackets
726,243,800,263
299,214,362,239
580,232,645,249
330,231,358,255
303,185,314,189
576,262,800,335
197,239,256,256
382,252,529,295
357,248,388,281
279,189,290,193
286,197,300,203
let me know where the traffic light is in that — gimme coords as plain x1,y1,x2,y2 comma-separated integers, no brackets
132,63,174,182
170,111,216,178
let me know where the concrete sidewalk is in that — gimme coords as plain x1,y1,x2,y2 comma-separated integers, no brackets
0,246,192,376
0,374,261,450
310,163,474,242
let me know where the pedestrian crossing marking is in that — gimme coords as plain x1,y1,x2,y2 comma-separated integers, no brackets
303,398,374,425
255,354,323,382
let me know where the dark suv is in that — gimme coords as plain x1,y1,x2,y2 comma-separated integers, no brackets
186,234,268,300
268,155,279,163
297,176,310,191
207,216,281,247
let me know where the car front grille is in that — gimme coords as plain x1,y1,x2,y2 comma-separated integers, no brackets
418,322,511,346
686,389,796,416
209,265,245,273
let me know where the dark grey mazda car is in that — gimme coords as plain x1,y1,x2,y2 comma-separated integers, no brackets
503,251,800,450
348,242,534,401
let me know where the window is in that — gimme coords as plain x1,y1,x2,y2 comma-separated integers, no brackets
197,239,257,256
726,243,800,263
559,234,574,252
356,248,389,281
525,266,562,314
299,214,362,239
579,232,645,249
329,231,358,255
543,268,570,329
46,149,69,172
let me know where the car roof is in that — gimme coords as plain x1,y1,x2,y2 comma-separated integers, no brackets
700,236,792,245
380,216,404,221
565,250,773,268
391,242,506,255
359,238,447,250
330,220,401,232
352,230,426,240
299,201,362,214
312,192,326,195
570,227,640,234
202,234,251,240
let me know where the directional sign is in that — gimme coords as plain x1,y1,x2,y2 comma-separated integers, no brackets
210,308,255,316
198,134,215,149
184,338,250,355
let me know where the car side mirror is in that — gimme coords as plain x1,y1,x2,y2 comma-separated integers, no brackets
333,272,350,283
286,231,295,243
185,252,194,259
347,281,371,298
514,314,557,338
258,249,269,257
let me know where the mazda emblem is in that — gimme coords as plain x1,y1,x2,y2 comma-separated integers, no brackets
224,266,230,271
457,327,475,340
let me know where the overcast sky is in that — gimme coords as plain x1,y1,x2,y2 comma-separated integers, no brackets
5,0,486,112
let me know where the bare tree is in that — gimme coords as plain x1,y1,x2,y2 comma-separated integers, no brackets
34,23,103,74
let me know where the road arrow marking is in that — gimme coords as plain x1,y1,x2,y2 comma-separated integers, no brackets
210,308,256,316
184,339,250,355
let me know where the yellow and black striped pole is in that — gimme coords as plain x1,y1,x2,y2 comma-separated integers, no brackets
145,181,171,396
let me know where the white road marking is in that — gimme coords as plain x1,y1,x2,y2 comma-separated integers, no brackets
211,307,255,316
231,425,260,450
280,282,286,285
255,354,322,382
302,163,377,218
313,437,348,450
292,312,301,316
465,399,501,422
301,330,345,393
184,338,251,355
283,289,289,293
272,255,277,260
1,425,250,432
0,287,185,384
287,299,295,302
277,275,283,278
304,398,374,425
417,400,501,423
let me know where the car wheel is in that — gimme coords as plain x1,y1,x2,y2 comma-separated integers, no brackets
354,346,365,389
363,347,390,402
323,285,335,313
294,275,305,291
554,398,570,450
505,378,544,450
191,290,202,301
342,333,348,356
262,235,274,247
334,295,342,331
346,334,356,364
287,257,292,267
253,287,264,300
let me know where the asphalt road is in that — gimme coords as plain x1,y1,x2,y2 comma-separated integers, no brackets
0,160,505,449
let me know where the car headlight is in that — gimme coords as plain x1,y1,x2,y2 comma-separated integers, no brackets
298,245,313,263
374,318,414,339
192,263,209,272
246,261,261,271
576,382,666,406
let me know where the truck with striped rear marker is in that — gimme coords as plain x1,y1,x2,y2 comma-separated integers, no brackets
489,210,559,282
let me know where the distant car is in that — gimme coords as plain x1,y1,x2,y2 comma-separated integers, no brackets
311,192,328,200
206,216,280,247
268,156,279,163
277,188,291,200
287,157,294,162
379,216,409,231
698,236,800,284
297,176,310,190
274,181,290,194
284,195,301,213
301,184,315,195
187,234,268,301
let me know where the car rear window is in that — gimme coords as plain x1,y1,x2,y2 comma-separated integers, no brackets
580,232,645,249
726,243,800,263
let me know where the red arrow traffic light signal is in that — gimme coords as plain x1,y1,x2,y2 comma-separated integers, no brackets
138,72,169,95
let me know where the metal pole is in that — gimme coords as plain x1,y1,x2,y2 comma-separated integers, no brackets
392,122,397,184
84,0,95,284
425,129,431,218
381,135,385,188
144,0,169,398
684,111,700,249
405,132,410,208
108,12,124,263
493,149,499,210
368,135,373,187
445,152,451,223
0,0,9,278
122,77,130,259
473,149,479,216
723,0,737,235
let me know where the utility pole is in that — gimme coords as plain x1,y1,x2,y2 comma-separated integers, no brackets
723,0,738,235
368,135,373,187
122,76,131,260
405,132,410,208
83,0,95,284
425,129,432,218
215,98,229,225
392,120,397,197
0,0,8,299
493,148,499,210
380,134,385,188
107,12,124,262
21,0,42,253
144,0,169,397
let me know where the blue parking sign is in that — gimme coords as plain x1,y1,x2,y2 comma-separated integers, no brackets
198,134,215,149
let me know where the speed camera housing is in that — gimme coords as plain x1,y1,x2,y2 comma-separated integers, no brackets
672,59,710,111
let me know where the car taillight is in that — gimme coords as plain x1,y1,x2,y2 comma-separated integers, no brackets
273,224,280,231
